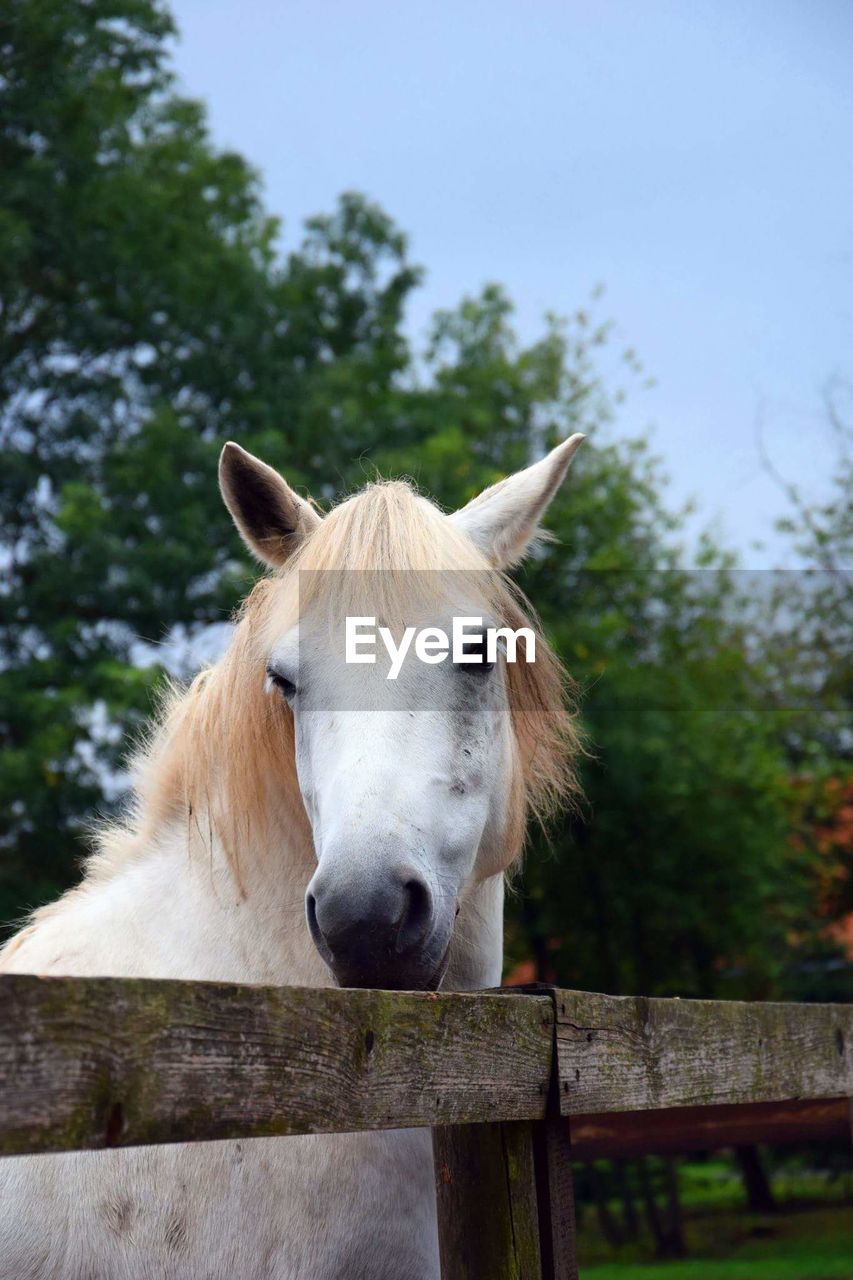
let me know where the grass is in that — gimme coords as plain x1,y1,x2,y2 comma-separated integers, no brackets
581,1206,853,1279
577,1156,853,1280
677,1160,850,1212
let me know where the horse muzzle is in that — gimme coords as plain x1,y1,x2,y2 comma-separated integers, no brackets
305,860,451,990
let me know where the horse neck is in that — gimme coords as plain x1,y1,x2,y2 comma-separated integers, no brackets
221,806,330,986
443,873,505,991
132,816,504,992
212,818,506,992
99,797,324,987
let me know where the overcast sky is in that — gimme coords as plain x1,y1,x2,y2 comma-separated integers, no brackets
169,0,853,567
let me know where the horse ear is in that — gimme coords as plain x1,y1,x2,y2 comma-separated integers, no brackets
450,434,585,567
219,442,321,568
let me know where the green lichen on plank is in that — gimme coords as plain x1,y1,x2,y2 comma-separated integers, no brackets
0,975,553,1156
555,987,852,1116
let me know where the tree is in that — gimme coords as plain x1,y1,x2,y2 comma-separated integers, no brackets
756,391,853,998
0,0,420,922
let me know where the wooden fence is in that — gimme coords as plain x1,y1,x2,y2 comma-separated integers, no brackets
0,974,850,1278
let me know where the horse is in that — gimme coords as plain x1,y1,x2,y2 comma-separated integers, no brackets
0,434,583,1279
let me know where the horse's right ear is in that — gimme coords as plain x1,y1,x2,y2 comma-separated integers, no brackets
219,442,321,568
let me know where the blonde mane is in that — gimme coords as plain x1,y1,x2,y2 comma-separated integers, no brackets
88,479,580,890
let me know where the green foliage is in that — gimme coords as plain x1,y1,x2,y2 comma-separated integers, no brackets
759,408,853,992
0,0,420,922
508,559,810,998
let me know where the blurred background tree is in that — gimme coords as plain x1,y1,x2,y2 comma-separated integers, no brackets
0,0,420,919
753,396,853,1001
1,0,849,1028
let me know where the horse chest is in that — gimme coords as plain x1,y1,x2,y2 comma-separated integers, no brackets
0,1131,440,1280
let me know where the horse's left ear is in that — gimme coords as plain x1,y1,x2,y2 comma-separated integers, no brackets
450,434,585,567
219,442,321,568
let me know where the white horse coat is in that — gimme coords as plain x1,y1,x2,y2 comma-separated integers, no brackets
0,436,582,1279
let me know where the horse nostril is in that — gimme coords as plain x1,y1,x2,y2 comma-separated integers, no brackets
397,877,432,953
305,891,322,946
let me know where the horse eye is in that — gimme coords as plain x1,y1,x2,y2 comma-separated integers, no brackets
266,666,297,701
456,635,495,674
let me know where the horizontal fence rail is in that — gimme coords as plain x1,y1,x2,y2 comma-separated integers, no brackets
0,975,849,1160
555,983,845,1116
0,975,554,1157
1,975,850,1280
555,989,852,1115
568,1097,852,1159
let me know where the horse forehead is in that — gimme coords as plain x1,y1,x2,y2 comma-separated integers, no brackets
298,675,503,756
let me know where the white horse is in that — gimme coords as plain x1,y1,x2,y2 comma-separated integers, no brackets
0,435,582,1280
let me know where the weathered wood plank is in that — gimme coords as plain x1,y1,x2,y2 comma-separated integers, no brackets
473,986,580,1278
433,1121,543,1280
4,975,849,1163
531,1112,578,1280
556,990,852,1115
0,975,553,1157
569,1097,852,1159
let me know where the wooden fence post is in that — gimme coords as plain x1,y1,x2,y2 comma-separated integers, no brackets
433,987,579,1280
433,1120,543,1280
531,1109,578,1280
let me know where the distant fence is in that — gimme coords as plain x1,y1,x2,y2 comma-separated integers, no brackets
0,975,850,1279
